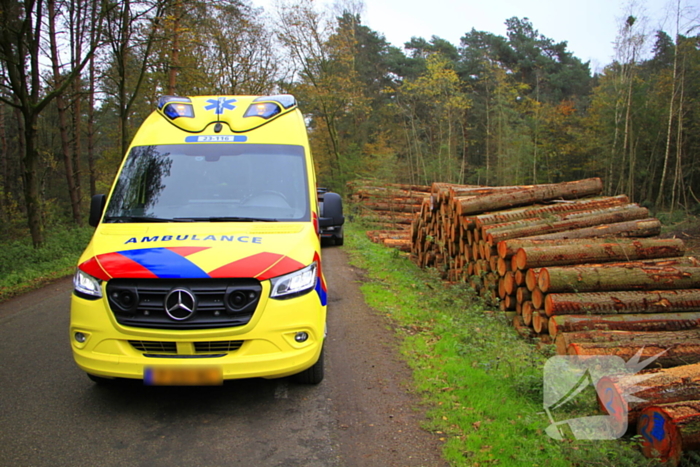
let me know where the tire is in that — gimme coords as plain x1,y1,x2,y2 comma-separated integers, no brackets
292,348,324,384
334,232,344,246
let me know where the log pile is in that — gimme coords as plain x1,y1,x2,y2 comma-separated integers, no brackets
347,180,431,250
346,180,431,229
397,177,700,463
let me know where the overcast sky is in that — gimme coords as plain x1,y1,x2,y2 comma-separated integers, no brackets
254,0,692,73
361,0,678,72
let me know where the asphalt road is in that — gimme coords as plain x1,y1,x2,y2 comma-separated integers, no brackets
0,246,446,467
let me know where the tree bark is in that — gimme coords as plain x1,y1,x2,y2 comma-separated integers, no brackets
545,289,700,317
473,195,630,228
485,205,649,245
454,178,604,216
554,329,700,356
568,341,700,368
515,238,685,270
539,265,700,293
549,312,700,338
524,218,661,241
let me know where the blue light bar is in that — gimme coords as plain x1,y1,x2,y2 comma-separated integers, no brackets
164,103,195,119
157,95,191,110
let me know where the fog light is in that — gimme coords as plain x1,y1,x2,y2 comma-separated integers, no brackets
74,332,87,343
294,332,309,343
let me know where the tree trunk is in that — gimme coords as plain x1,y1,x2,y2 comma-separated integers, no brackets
549,312,700,338
539,265,700,293
22,114,44,247
514,238,685,270
638,401,700,466
0,101,7,221
454,178,603,216
48,0,82,225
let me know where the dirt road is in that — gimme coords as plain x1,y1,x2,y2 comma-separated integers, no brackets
0,246,445,466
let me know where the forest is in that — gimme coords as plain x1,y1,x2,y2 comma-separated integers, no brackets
0,0,698,247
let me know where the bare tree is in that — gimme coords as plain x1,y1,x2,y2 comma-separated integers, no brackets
0,0,110,246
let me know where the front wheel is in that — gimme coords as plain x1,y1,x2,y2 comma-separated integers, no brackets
292,348,324,384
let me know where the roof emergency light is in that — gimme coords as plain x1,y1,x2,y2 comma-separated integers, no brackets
244,102,281,119
157,96,195,120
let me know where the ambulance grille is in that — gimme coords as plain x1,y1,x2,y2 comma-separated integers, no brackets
129,340,177,354
107,279,262,330
194,341,244,353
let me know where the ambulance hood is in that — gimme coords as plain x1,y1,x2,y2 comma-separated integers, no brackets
78,222,318,282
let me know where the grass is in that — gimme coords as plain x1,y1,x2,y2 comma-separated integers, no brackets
0,225,94,302
342,220,661,467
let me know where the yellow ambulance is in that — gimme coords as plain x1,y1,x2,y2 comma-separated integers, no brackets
70,95,341,385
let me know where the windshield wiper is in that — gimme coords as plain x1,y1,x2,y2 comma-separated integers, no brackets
103,216,193,223
175,216,278,222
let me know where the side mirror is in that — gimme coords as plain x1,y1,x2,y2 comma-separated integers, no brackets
319,192,344,227
89,194,106,227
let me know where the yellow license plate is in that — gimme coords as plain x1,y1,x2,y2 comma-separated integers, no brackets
144,366,223,386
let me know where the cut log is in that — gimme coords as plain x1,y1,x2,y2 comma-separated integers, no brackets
515,238,686,270
497,237,643,260
455,178,604,216
638,401,700,466
485,205,650,245
568,341,700,368
533,311,549,334
513,315,536,338
544,289,700,317
473,195,630,228
525,218,661,241
597,363,700,426
554,329,700,355
516,287,532,304
548,312,700,338
538,265,700,293
531,288,544,309
522,301,535,326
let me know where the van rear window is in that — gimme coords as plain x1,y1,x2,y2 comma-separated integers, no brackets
104,144,310,222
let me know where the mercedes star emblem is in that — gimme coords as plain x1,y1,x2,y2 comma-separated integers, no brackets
164,288,196,321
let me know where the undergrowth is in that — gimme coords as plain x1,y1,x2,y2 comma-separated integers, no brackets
0,225,94,302
343,220,660,467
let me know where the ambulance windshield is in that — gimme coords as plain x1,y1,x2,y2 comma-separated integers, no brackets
103,144,310,222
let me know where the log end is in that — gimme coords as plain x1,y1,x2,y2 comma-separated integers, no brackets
595,376,630,437
515,248,527,270
637,406,682,466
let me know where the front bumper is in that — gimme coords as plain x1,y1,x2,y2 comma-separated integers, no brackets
70,283,326,381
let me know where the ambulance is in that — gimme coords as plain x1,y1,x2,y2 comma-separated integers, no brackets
70,95,341,385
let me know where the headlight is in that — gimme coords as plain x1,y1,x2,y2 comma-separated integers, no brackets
270,262,317,299
73,269,103,298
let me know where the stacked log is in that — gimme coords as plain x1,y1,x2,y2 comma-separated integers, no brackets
346,180,431,231
365,230,412,252
357,177,700,462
